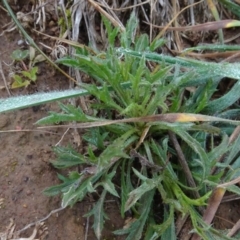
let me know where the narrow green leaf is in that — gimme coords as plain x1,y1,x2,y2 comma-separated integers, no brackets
84,190,108,240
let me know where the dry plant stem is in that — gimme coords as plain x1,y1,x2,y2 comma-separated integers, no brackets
0,59,11,96
147,19,238,32
70,1,88,112
192,188,226,240
98,0,150,11
179,51,240,60
87,0,125,32
135,125,150,149
227,219,240,237
130,149,163,172
32,29,95,54
202,188,225,224
218,176,240,188
168,131,200,199
38,113,240,130
171,0,182,51
55,128,70,146
222,193,240,203
16,206,65,235
229,125,240,143
222,51,240,62
0,129,59,134
99,0,124,30
188,0,195,25
149,0,155,42
84,207,91,240
153,0,204,39
2,0,77,84
176,213,190,236
0,5,7,12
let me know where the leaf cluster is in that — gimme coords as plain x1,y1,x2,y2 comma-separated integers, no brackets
38,13,240,240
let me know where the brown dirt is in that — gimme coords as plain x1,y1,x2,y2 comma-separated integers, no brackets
1,2,240,240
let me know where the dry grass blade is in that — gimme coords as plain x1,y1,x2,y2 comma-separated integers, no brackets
217,176,240,188
0,59,11,96
152,0,204,39
146,19,240,32
87,0,125,32
38,113,240,129
168,131,200,199
101,0,150,11
179,51,240,60
227,219,240,237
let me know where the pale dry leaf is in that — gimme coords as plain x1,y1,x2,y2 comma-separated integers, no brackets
71,130,81,147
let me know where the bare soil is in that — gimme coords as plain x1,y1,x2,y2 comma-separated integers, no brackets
0,2,240,240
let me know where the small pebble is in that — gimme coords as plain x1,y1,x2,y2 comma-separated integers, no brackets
26,190,32,196
17,39,24,46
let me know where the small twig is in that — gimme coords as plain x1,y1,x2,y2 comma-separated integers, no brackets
176,213,189,236
188,0,195,25
222,194,240,203
229,125,240,143
217,176,240,188
16,206,66,235
87,0,125,32
55,128,70,146
0,129,59,134
97,0,150,11
153,0,204,39
130,149,163,172
227,219,240,237
0,4,8,12
0,59,11,96
168,130,200,199
84,210,90,240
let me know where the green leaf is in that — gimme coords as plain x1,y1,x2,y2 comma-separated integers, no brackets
43,173,80,196
84,190,108,240
117,48,240,80
120,159,134,218
97,129,136,169
149,38,166,51
100,171,119,197
11,75,30,88
120,12,138,48
204,81,240,114
21,67,38,81
218,0,240,18
114,189,155,240
135,34,149,52
36,102,91,125
51,146,88,169
11,49,29,61
151,205,176,239
102,16,119,46
124,172,160,211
